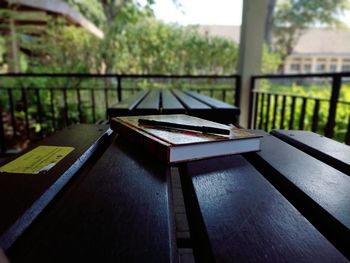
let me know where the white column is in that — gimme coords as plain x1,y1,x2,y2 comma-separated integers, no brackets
311,57,317,73
237,0,268,128
336,58,342,72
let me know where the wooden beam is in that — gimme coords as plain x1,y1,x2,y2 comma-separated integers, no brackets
7,0,104,38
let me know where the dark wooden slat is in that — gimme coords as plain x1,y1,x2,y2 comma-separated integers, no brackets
311,99,320,132
271,130,350,176
0,124,113,250
107,90,148,118
172,90,210,110
161,89,185,114
8,137,176,263
184,90,240,124
135,89,160,114
184,90,238,110
182,156,348,262
173,89,229,123
246,132,350,258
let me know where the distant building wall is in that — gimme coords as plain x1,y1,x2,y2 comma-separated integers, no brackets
195,25,350,74
284,55,350,74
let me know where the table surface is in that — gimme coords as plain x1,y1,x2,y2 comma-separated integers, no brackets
107,89,240,124
0,125,349,263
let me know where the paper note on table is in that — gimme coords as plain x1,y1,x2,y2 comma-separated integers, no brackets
0,146,75,174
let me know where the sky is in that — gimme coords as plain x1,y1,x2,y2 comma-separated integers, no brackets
152,0,350,27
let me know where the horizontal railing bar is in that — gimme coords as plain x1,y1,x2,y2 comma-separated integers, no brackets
252,72,350,79
252,90,350,105
0,86,232,91
0,73,240,79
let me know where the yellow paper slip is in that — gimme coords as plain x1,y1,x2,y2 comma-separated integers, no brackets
0,146,75,174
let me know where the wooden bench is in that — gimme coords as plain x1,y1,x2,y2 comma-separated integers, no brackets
0,124,113,250
4,133,176,262
107,89,240,124
2,126,349,262
179,131,349,262
271,130,350,176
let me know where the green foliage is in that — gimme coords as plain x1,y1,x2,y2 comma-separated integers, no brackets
65,0,106,27
256,81,350,142
27,20,102,74
261,44,282,73
112,19,238,74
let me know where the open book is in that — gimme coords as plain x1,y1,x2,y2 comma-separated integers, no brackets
110,114,261,163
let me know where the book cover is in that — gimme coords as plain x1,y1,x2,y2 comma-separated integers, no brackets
110,114,261,163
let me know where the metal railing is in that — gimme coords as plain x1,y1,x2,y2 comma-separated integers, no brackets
249,72,350,144
0,73,240,154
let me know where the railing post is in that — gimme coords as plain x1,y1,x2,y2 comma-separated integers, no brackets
325,75,341,138
63,88,68,127
50,89,56,131
21,87,30,138
311,99,320,132
7,89,17,140
117,76,122,102
104,88,109,120
0,106,6,154
35,89,43,138
90,89,96,123
248,76,255,129
235,75,241,108
76,88,83,123
345,115,350,145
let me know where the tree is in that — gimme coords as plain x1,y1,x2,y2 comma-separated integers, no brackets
112,18,238,74
265,0,349,66
0,36,6,72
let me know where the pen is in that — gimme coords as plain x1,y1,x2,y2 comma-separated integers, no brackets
138,118,230,135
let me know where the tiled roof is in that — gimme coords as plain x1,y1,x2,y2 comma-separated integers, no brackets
293,28,350,55
195,25,241,43
5,0,104,38
195,25,350,55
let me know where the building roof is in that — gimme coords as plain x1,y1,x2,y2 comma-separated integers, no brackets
196,25,241,43
293,28,350,56
196,25,350,55
4,0,104,38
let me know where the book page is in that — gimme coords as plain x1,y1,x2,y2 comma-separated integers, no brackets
117,115,257,145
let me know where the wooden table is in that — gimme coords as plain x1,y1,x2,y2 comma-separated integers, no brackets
107,89,240,124
0,125,349,262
